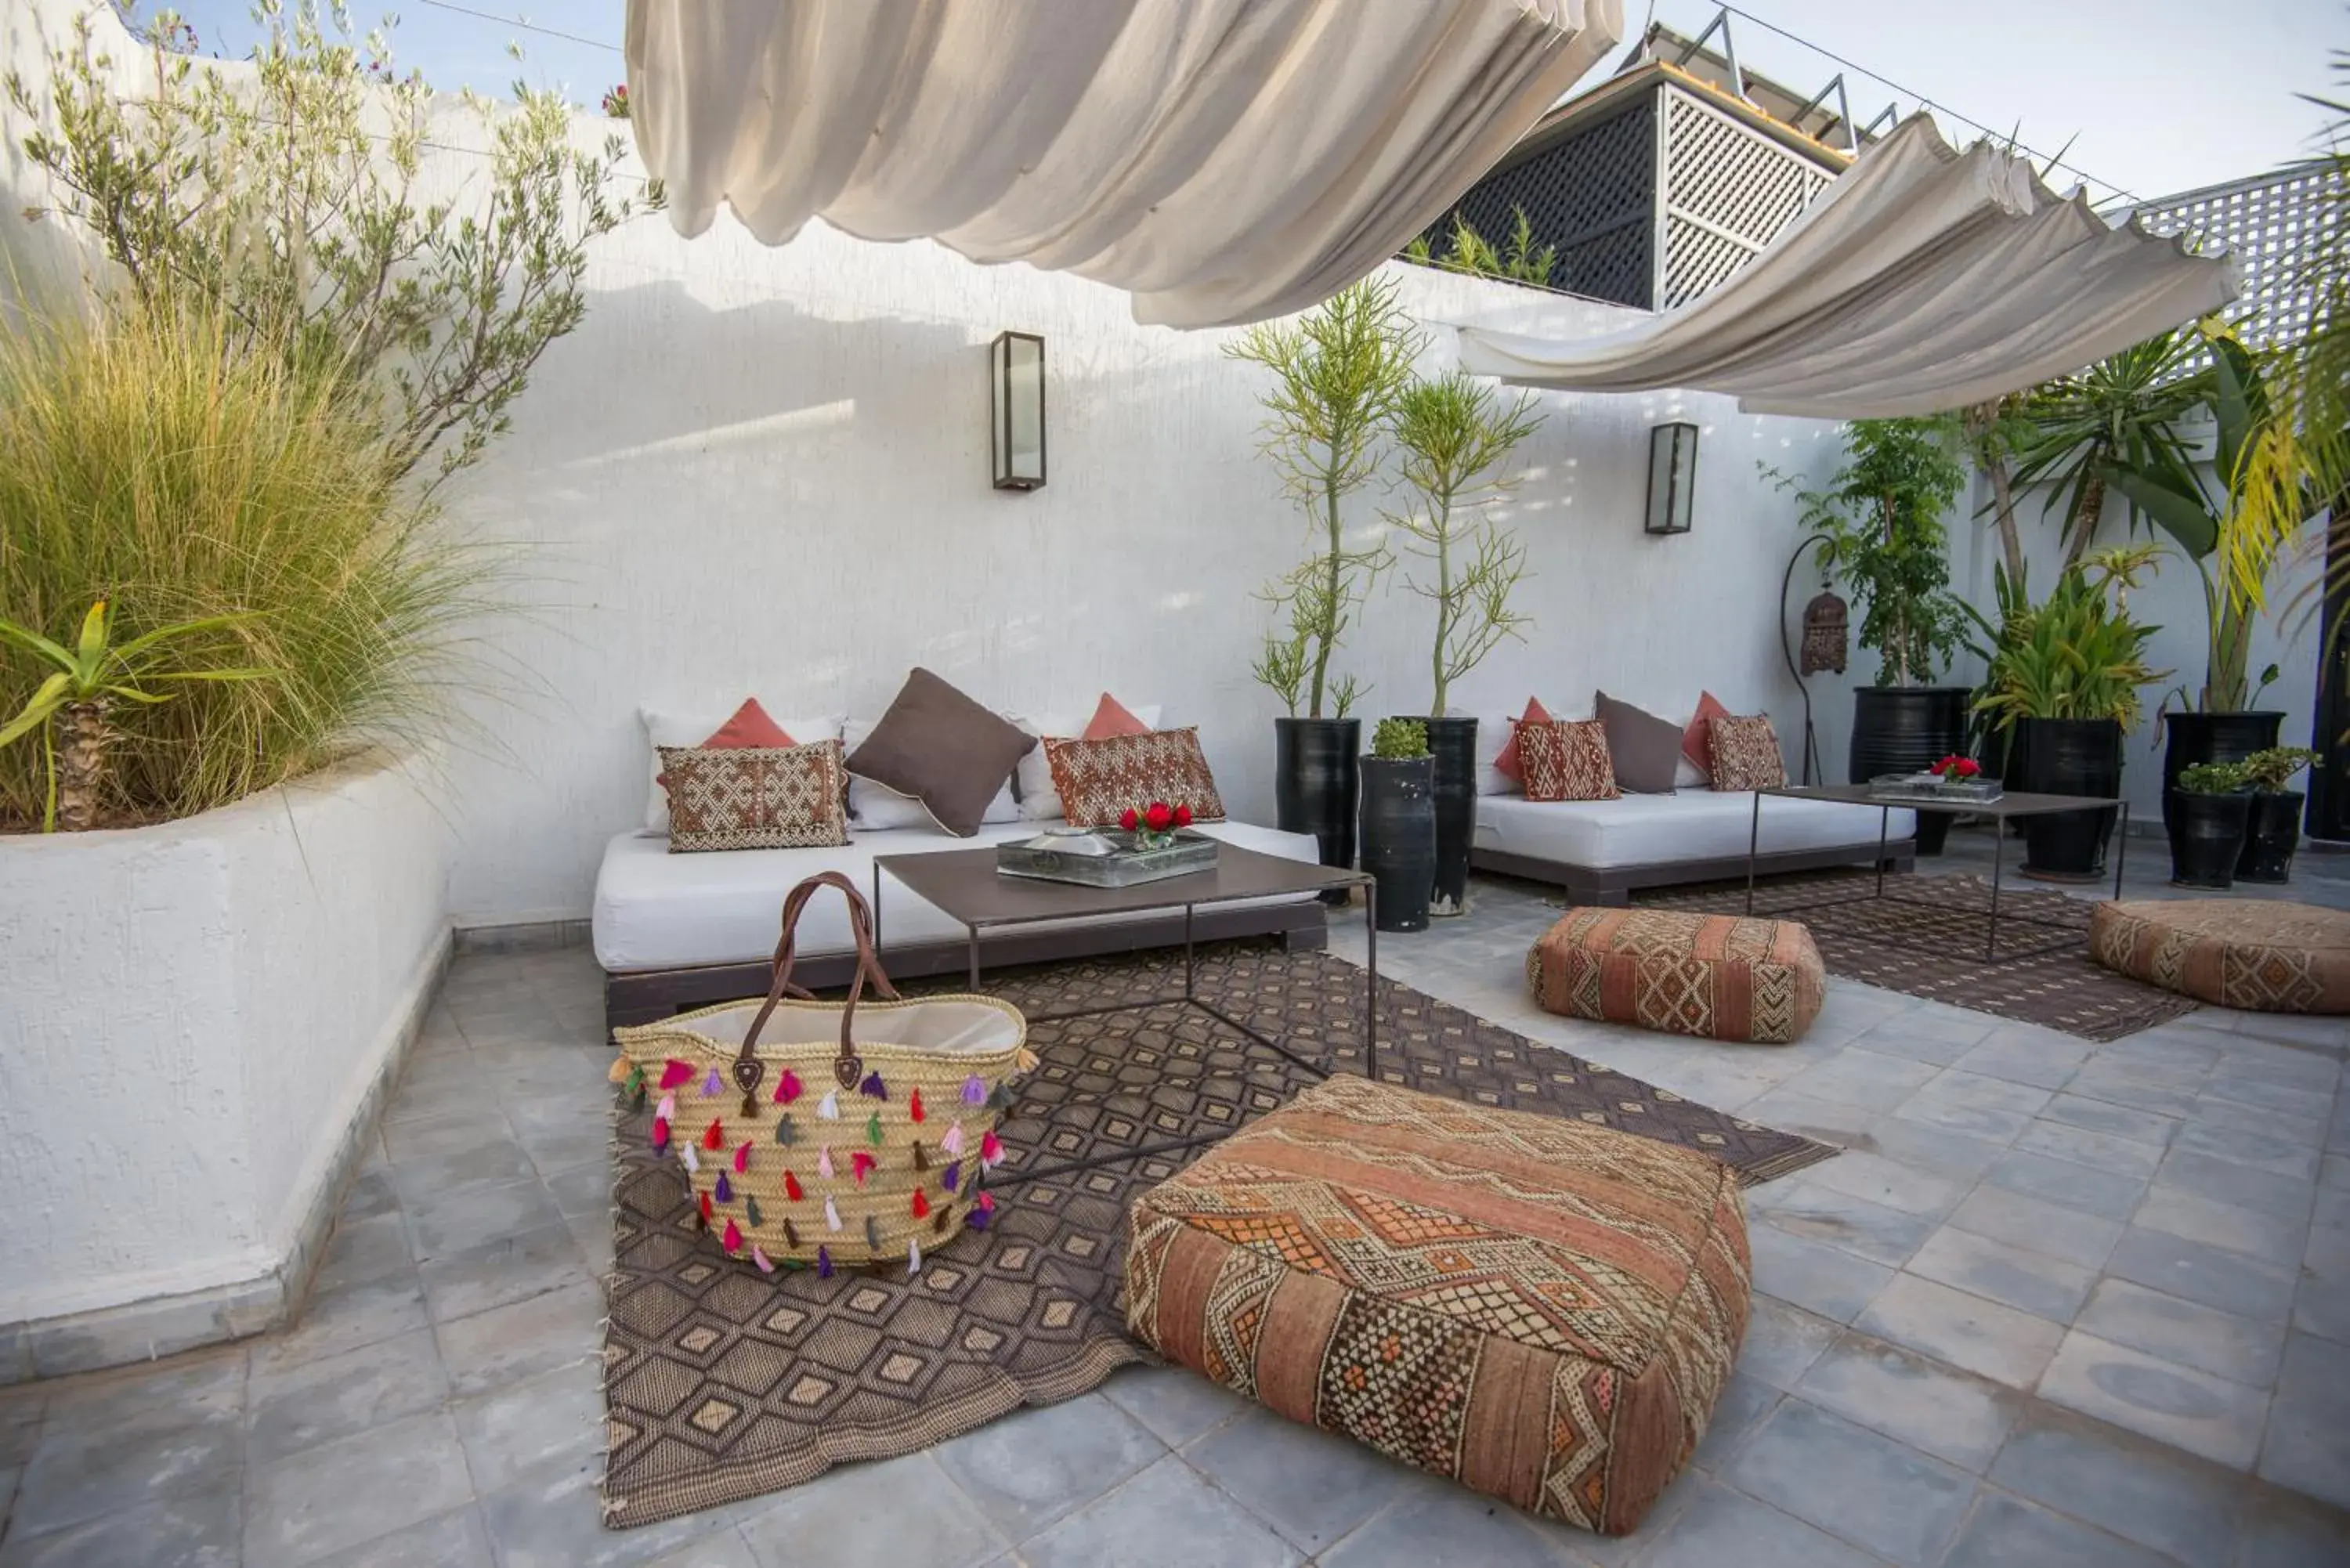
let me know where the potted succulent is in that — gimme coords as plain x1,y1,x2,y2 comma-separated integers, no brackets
1385,370,1542,916
2167,761,2252,889
1231,277,1418,884
1359,718,1434,933
2236,746,2317,883
1973,553,2167,879
1777,417,1972,852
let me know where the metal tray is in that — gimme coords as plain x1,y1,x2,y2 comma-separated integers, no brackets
1866,772,2004,805
996,829,1218,887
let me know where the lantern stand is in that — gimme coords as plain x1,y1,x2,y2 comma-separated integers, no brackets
1777,532,1840,786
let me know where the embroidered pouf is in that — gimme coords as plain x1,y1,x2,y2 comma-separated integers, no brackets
2092,899,2350,1013
1124,1075,1750,1537
1527,907,1825,1043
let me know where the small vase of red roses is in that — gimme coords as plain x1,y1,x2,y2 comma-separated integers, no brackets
1120,800,1192,851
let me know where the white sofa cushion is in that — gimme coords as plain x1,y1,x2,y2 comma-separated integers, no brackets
1474,789,1916,871
640,707,844,834
592,818,1321,973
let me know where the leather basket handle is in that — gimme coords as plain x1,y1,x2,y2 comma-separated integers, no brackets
733,873,900,1105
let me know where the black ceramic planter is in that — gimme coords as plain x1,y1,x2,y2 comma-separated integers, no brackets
1849,686,1972,855
1358,755,1434,933
2012,717,2123,880
2160,710,2283,832
1405,716,1479,917
1274,717,1360,901
2167,791,2251,889
2237,790,2305,883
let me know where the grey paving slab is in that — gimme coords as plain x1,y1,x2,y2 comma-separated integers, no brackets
416,1222,593,1325
2037,1330,2270,1469
1688,1372,1780,1475
2132,1186,2311,1268
1791,1331,2023,1472
2012,1117,2167,1179
1943,1184,2124,1269
1723,1399,1975,1567
1848,1118,2008,1183
1628,1476,1887,1568
1752,1182,1938,1269
1950,1032,2093,1092
2066,1060,2207,1118
385,1140,540,1210
1892,1071,2052,1143
2036,1093,2181,1148
930,1393,1164,1542
310,1505,497,1568
1980,1147,2149,1219
1748,1225,1896,1324
2171,1121,2326,1183
0,1483,242,1568
1987,1403,2245,1568
2155,1149,2318,1222
1316,1472,1593,1568
1903,1225,2095,1324
403,1176,570,1263
1940,1490,2179,1568
2187,1093,2330,1148
1020,1454,1302,1568
2259,1332,2350,1512
2295,1224,2350,1342
477,1459,746,1568
432,1279,603,1400
1183,1407,1403,1554
309,1211,419,1296
251,1273,433,1378
1853,1274,2063,1390
38,1349,245,1435
245,1326,453,1469
2102,1225,2301,1322
1098,1365,1251,1448
2236,1483,2350,1568
2073,1279,2285,1388
11,1385,244,1539
734,1451,1005,1568
1738,1298,1842,1391
1797,1150,1968,1218
450,1360,603,1495
244,1410,473,1568
1780,1050,1942,1111
380,1110,519,1168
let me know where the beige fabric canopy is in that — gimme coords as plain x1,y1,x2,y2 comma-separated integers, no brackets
624,0,1624,327
1455,115,2239,417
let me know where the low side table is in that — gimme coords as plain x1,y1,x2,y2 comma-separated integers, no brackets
1744,784,2128,960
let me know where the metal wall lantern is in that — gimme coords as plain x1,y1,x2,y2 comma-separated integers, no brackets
1645,421,1697,534
990,331,1046,491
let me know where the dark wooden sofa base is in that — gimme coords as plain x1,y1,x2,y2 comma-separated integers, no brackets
603,901,1329,1037
1470,840,1917,909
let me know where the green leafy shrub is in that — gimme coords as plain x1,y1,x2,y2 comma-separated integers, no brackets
2240,746,2318,792
1371,718,1430,760
1972,559,2168,731
2175,761,2251,794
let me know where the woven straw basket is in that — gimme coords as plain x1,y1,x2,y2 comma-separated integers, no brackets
611,872,1032,1275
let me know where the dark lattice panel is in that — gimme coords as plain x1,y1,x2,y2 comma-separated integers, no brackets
1426,96,1658,307
1658,87,1835,309
2131,164,2340,354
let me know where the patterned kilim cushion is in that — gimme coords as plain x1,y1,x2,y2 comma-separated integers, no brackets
1043,728,1227,828
2092,898,2350,1014
1528,907,1825,1043
1125,1075,1749,1537
1705,714,1787,792
657,740,848,852
1518,718,1620,802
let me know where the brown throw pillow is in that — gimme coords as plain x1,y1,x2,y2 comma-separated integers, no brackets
1518,719,1620,803
1707,714,1788,792
1593,691,1684,794
1044,728,1227,829
844,668,1036,837
659,741,848,852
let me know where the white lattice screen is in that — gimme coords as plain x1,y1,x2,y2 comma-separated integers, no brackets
2129,163,2339,354
1658,87,1835,309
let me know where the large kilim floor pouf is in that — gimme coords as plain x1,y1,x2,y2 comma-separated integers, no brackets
1124,1075,1750,1537
2092,898,2350,1013
1528,906,1825,1043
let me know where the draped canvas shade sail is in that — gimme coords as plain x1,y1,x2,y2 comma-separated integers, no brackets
624,0,1625,327
1455,115,2239,417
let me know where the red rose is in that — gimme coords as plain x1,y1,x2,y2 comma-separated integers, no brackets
1144,801,1174,833
1958,757,1981,777
1119,806,1139,831
1173,804,1193,827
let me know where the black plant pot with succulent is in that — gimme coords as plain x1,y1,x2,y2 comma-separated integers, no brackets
2166,761,2251,889
1359,719,1435,934
2235,746,2318,883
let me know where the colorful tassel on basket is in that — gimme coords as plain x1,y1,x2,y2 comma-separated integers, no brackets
910,1187,930,1219
697,1190,713,1227
860,1071,888,1100
702,1119,725,1151
967,1196,991,1230
608,1056,633,1085
656,1092,676,1123
824,1197,841,1232
773,1068,803,1105
818,1091,839,1120
721,1218,742,1252
783,1218,801,1249
933,1208,950,1234
751,1245,775,1274
714,1172,733,1204
784,1169,804,1201
651,1116,671,1151
907,1238,921,1276
940,1122,965,1157
680,1143,700,1174
817,1146,834,1180
989,1082,1015,1111
962,1075,985,1107
702,1066,725,1097
980,1130,1004,1169
911,1140,927,1172
817,1245,833,1279
850,1151,876,1186
660,1059,695,1090
774,1115,795,1146
909,1087,925,1123
866,1113,883,1147
733,1141,751,1174
745,1194,763,1228
941,1160,960,1194
864,1215,881,1250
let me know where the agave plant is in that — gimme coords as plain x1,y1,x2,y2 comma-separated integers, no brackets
0,600,269,831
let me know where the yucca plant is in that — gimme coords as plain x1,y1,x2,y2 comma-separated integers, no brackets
1972,562,2170,732
0,601,270,831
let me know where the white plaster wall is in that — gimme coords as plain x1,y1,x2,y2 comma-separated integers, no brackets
0,754,451,1324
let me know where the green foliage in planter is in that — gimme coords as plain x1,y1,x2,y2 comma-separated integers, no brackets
1401,208,1556,288
0,302,493,827
2240,746,2318,793
1972,554,2168,732
1773,417,1972,686
2176,760,2251,795
1370,717,1430,760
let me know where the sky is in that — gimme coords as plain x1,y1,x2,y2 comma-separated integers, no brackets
160,0,2341,206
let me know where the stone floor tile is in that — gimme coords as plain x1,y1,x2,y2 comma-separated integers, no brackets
1944,1183,2124,1268
2234,1482,2350,1567
2102,1226,2299,1324
1781,1050,1942,1112
1317,1473,1593,1568
479,1457,745,1568
1723,1399,1975,1566
1689,1372,1780,1475
246,1326,453,1469
1892,1071,2052,1143
2171,1121,2325,1183
434,1279,603,1400
0,1396,41,1471
930,1393,1163,1541
1848,1118,2009,1183
418,1222,592,1325
1987,1403,2243,1568
639,1529,761,1568
1940,1490,2178,1568
2258,1332,2350,1512
1854,1274,2063,1389
1951,1033,2092,1092
1980,1147,2149,1219
1099,1366,1250,1448
2132,1186,2310,1267
450,1360,602,1494
2074,1279,2285,1388
1020,1454,1302,1568
244,1410,473,1568
2012,1118,2167,1179
1184,1407,1406,1554
2037,1330,2270,1469
1755,1182,1938,1270
403,1176,570,1263
380,1109,519,1167
1901,1227,2095,1324
0,1483,241,1568
1748,1226,1895,1324
1791,1331,2023,1472
1629,1476,1886,1568
38,1349,246,1436
1736,1089,1881,1147
2200,1071,2337,1122
2187,1093,2330,1148
311,1505,497,1567
2295,1226,2350,1343
2155,1149,2317,1222
310,1211,420,1297
543,1158,614,1223
1798,1151,1967,1218
2037,1093,2181,1149
735,1451,1005,1568
385,1140,540,1210
253,1274,433,1377
1846,1024,1982,1068
1740,1298,1842,1391
2065,1062,2207,1119
11,1390,244,1539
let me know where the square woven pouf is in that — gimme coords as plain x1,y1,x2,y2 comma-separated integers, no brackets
1528,907,1825,1043
1123,1075,1749,1537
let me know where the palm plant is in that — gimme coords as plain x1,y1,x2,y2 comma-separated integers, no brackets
1972,561,2168,732
1,601,269,831
2010,329,2207,564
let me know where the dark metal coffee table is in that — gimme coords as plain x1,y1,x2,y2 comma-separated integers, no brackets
1743,784,2129,960
871,844,1376,1182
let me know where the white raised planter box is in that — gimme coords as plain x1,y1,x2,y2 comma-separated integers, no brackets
0,750,450,1378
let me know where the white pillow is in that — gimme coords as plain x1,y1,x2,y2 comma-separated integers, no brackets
1455,709,1518,797
842,717,1021,832
1014,704,1164,821
640,707,843,835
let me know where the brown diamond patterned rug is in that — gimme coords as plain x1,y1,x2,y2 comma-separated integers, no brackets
1633,869,2199,1042
600,943,1835,1530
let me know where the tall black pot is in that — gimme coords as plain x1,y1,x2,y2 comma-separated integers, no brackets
1403,716,1479,917
1358,755,1434,933
2160,710,2283,831
1849,685,1972,855
1274,717,1361,901
2167,791,2251,889
2012,717,2124,879
2237,790,2305,883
